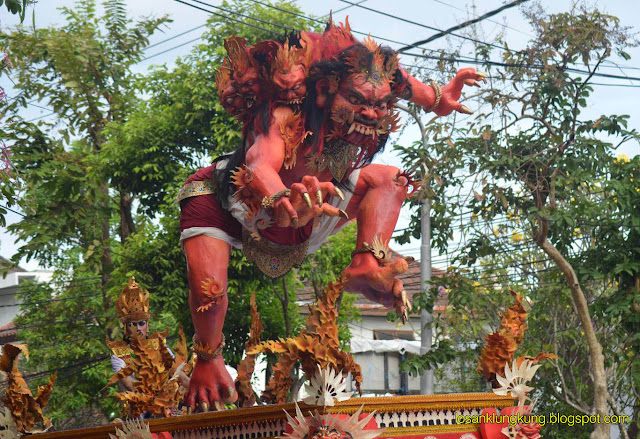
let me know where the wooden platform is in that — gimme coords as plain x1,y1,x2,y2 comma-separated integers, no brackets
32,393,514,439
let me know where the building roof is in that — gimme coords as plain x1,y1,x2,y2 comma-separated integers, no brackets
297,257,449,316
0,321,17,344
0,256,26,273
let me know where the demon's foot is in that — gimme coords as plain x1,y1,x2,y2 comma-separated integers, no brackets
343,253,412,323
184,356,237,413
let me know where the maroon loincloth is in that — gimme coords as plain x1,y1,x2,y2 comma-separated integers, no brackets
179,163,313,246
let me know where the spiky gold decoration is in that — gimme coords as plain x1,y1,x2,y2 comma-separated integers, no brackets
116,277,150,324
477,290,556,387
215,59,232,99
344,39,398,86
109,418,153,439
245,205,273,241
234,291,264,407
0,344,56,434
197,277,225,313
0,407,19,439
302,365,353,407
279,112,311,169
284,403,381,439
273,41,307,75
231,165,259,209
105,327,189,419
224,36,252,77
249,278,362,404
366,236,391,263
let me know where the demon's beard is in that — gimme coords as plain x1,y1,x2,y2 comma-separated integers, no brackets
328,105,399,146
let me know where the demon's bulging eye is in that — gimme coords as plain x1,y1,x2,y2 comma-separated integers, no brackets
293,84,301,90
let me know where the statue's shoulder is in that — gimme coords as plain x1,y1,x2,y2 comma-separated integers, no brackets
106,339,131,357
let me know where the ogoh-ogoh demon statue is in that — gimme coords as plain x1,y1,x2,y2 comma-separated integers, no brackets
178,18,486,411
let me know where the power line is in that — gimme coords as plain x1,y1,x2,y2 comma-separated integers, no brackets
432,0,532,39
146,24,207,50
403,62,640,88
143,35,204,61
0,318,95,334
398,0,529,51
0,292,101,309
405,51,640,83
173,0,281,36
338,0,514,53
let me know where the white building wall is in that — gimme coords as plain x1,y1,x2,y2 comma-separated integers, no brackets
0,271,54,327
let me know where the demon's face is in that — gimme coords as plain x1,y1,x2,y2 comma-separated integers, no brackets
328,73,397,147
233,67,262,108
272,64,307,107
220,83,245,116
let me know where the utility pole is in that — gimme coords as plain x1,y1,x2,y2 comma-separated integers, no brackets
419,196,434,394
397,103,434,394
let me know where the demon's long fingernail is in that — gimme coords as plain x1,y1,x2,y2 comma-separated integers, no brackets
476,71,488,79
335,187,345,201
339,209,349,219
214,401,224,411
292,217,300,227
316,190,323,206
303,192,313,208
200,401,208,412
227,387,236,398
459,105,473,114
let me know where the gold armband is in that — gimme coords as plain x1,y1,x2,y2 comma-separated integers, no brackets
261,189,292,209
192,334,225,361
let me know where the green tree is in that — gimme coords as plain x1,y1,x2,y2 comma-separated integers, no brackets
2,0,360,426
0,0,170,425
397,4,639,439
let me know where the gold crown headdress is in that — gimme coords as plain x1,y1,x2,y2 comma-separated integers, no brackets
116,277,150,324
345,36,399,86
224,36,252,77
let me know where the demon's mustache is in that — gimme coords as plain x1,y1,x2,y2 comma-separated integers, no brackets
330,106,401,138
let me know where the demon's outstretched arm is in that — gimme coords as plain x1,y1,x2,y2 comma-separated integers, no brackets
399,67,487,116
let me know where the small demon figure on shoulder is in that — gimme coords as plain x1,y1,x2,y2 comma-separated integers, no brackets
178,18,486,412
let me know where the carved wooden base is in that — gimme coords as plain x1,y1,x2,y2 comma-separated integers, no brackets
32,393,514,439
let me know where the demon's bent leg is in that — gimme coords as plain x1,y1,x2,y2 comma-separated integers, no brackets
343,164,410,313
183,235,237,412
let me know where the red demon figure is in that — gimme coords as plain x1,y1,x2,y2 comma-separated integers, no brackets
178,19,486,412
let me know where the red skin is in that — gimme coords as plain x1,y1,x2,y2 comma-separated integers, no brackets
272,65,307,106
183,67,484,410
232,67,262,108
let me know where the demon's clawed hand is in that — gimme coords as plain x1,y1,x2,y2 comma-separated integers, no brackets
435,68,488,116
273,176,348,228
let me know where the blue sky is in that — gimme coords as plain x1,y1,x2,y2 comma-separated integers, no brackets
1,0,639,270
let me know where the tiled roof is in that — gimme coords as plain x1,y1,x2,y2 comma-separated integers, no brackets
297,257,449,316
0,321,17,344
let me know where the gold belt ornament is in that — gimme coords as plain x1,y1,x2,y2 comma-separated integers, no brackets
242,230,309,278
177,179,216,203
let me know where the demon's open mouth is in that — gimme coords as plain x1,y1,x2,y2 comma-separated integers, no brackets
280,97,304,105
